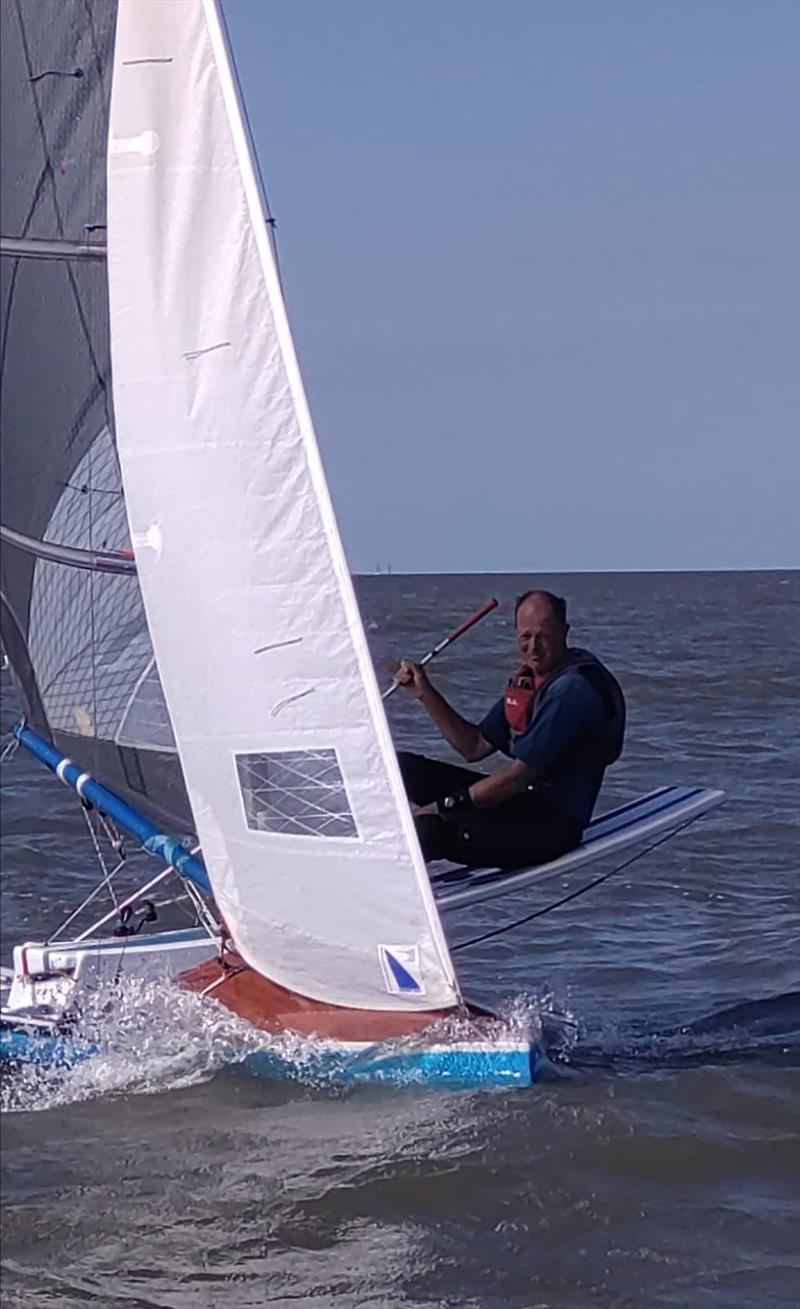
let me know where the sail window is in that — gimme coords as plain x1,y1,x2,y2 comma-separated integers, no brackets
235,750,357,839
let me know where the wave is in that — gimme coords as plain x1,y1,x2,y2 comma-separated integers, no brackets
4,983,798,1113
548,990,800,1074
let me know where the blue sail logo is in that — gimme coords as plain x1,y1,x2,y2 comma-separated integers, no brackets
378,945,425,995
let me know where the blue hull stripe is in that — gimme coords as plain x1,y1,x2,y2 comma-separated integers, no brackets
583,787,702,844
0,1025,538,1088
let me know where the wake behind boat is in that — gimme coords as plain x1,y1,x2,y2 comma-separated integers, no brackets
0,0,723,1089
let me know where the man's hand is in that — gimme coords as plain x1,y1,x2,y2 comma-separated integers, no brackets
392,661,495,764
393,660,432,701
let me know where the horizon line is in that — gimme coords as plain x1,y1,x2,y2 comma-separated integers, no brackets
354,564,800,578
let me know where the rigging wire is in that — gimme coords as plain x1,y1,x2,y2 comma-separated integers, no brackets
451,815,703,953
46,810,215,943
216,0,286,294
85,436,100,765
46,807,128,944
181,875,221,940
46,852,127,944
83,802,124,908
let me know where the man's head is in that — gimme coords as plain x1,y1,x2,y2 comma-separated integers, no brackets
514,590,569,676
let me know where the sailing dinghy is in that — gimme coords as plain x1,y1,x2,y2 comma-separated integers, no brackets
0,0,723,1088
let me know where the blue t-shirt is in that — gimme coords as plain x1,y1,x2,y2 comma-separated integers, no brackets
478,669,612,828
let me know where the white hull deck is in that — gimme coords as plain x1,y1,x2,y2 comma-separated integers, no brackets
434,785,725,911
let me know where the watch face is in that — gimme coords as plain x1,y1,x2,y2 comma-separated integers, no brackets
444,795,455,809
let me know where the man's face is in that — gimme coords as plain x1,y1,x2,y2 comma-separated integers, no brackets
515,596,568,676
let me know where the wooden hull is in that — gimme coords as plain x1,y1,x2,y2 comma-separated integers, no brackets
179,951,483,1042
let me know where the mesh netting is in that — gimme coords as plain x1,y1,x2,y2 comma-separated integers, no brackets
236,750,358,839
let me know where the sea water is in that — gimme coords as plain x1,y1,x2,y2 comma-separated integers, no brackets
1,569,798,1309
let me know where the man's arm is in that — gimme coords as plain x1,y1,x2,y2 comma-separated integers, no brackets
394,661,495,763
467,759,537,807
438,675,596,813
418,758,537,818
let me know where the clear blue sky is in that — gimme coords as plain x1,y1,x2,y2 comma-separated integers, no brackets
223,0,799,574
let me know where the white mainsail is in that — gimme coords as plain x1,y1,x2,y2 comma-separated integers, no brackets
106,0,459,1012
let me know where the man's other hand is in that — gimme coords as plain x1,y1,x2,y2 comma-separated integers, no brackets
393,660,431,700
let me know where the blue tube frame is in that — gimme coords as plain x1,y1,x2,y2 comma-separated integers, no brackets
13,724,212,896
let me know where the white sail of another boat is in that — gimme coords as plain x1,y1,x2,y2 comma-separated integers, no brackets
106,0,459,1014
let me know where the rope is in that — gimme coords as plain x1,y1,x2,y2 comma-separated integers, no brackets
200,963,249,998
81,803,121,909
451,815,703,953
94,808,126,863
181,875,220,939
0,734,20,766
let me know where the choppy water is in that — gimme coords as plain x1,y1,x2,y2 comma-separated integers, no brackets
1,570,798,1309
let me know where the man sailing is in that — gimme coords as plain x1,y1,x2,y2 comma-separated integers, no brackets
395,590,625,870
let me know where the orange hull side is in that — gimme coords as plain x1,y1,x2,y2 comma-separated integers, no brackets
180,951,482,1043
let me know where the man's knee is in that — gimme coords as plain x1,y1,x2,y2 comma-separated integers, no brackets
414,813,450,862
397,751,431,799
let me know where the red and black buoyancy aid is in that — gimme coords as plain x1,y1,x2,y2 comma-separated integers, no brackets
503,649,626,765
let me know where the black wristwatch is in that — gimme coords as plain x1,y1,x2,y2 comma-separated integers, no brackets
437,789,475,819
